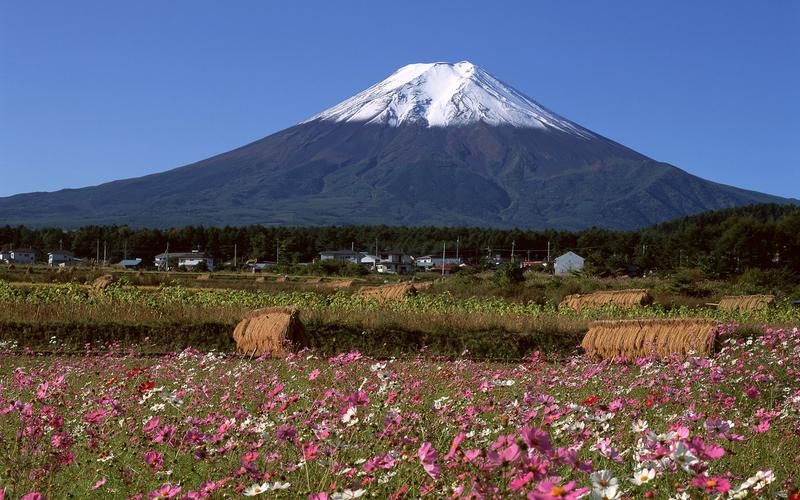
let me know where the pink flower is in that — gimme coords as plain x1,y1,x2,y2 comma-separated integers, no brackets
144,450,163,470
148,483,181,499
308,369,320,381
21,493,45,500
521,427,553,454
528,479,588,499
418,441,441,480
309,494,329,500
143,416,160,433
276,424,296,441
745,386,761,399
241,450,259,466
443,432,465,461
90,477,107,491
691,475,731,494
303,441,320,461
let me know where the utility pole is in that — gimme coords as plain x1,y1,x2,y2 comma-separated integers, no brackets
547,241,551,264
234,244,237,269
511,240,515,263
351,241,354,251
123,241,127,260
96,240,99,265
527,249,531,261
455,238,460,263
103,241,107,266
441,242,446,278
165,242,169,272
59,239,63,251
276,241,280,264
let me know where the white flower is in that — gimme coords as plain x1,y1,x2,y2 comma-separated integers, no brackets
243,483,269,496
269,482,291,490
631,468,655,485
631,419,649,433
370,362,386,371
591,470,618,489
433,396,450,410
332,489,366,499
591,486,620,500
668,493,690,500
341,406,358,426
670,442,698,472
491,379,515,387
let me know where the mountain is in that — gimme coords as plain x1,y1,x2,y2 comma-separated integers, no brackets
0,61,793,230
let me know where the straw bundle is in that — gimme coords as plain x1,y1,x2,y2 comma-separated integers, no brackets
582,319,718,360
196,273,211,281
232,307,310,357
718,295,775,312
412,281,434,290
560,289,653,312
92,274,116,291
255,276,266,283
276,276,289,283
356,282,417,302
316,279,354,289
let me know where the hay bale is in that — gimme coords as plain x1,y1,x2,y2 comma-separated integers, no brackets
560,289,653,312
412,281,434,290
718,295,775,312
581,319,718,360
255,276,266,283
276,275,289,283
92,274,116,291
355,282,416,303
196,273,211,281
316,279,354,289
232,307,310,356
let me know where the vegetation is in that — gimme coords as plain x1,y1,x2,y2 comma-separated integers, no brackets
2,204,799,278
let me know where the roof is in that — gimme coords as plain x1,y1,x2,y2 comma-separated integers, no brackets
319,250,361,256
154,251,212,259
555,251,584,261
11,248,35,253
119,258,143,266
48,250,75,257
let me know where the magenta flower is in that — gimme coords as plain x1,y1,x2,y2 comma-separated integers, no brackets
276,424,297,441
691,475,731,494
521,427,553,454
144,450,163,470
528,479,588,499
148,483,181,499
418,441,441,479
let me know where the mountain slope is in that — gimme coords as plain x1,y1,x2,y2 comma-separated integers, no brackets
0,61,793,229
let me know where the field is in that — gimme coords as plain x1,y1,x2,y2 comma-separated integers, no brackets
1,326,798,498
1,269,800,498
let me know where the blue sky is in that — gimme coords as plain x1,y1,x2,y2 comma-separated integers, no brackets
1,1,798,198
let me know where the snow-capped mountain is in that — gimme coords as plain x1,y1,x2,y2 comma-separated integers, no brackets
306,61,593,137
0,62,793,229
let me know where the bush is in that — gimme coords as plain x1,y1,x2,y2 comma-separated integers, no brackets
493,262,524,288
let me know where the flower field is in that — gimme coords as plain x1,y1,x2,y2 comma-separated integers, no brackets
2,326,799,498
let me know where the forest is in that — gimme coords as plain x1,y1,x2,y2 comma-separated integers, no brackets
1,203,798,278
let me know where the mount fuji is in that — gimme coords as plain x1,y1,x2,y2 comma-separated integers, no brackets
0,61,792,229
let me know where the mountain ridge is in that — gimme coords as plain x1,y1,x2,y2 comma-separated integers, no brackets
0,61,794,229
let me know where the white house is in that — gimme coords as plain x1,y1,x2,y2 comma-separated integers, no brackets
377,251,415,275
415,255,463,270
2,248,36,264
359,254,380,267
48,251,83,267
319,250,361,264
154,250,214,271
554,251,585,275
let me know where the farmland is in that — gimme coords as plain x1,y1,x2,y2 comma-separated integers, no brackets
1,265,800,498
1,325,798,498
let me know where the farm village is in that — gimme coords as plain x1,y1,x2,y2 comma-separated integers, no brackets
1,217,800,499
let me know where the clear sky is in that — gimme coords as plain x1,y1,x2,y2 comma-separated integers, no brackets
1,1,798,199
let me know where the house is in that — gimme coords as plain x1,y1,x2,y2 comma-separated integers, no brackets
377,251,415,275
2,248,36,264
117,258,143,269
554,251,585,275
415,255,463,271
359,254,380,267
319,250,361,264
154,250,214,271
48,251,84,267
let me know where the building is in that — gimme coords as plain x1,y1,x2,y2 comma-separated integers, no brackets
377,251,415,275
554,251,585,275
2,248,36,264
48,251,84,267
117,258,143,269
154,250,214,271
359,254,380,267
415,255,463,271
318,250,361,264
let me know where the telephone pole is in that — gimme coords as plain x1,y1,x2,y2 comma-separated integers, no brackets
103,241,107,266
96,240,99,265
511,240,516,263
441,242,446,278
455,238,460,263
234,244,237,269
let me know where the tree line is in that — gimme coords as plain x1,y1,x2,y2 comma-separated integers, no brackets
1,204,798,277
